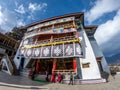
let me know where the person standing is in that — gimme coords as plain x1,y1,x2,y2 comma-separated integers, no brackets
31,67,36,80
57,73,63,83
36,60,40,74
51,72,56,83
45,70,49,82
69,72,73,85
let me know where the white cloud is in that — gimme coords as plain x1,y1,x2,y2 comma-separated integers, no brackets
27,13,34,20
86,0,120,23
0,7,4,24
28,2,47,12
27,2,47,21
17,19,25,26
85,0,120,56
15,4,25,14
0,5,17,33
95,9,120,55
0,5,2,10
0,1,47,33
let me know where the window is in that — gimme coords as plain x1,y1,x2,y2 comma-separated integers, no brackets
43,23,45,26
63,18,66,22
82,63,90,68
53,29,57,33
60,29,64,33
97,61,103,71
49,21,52,25
70,17,74,20
68,28,71,32
56,20,59,23
56,58,73,70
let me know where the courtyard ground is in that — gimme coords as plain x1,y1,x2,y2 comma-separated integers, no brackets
0,71,120,90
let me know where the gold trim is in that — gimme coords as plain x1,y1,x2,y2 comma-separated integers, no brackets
21,39,81,50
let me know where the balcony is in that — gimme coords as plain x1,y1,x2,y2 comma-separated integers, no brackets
21,29,82,58
25,35,77,47
24,26,77,39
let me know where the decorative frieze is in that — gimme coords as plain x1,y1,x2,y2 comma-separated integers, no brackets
21,43,82,58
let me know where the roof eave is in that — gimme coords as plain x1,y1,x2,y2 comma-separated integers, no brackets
25,12,84,28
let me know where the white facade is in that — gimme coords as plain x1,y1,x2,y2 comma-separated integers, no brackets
13,13,109,83
13,41,23,69
78,30,101,79
90,39,110,74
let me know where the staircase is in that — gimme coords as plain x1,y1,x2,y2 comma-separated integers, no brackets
10,60,20,75
1,54,19,75
20,68,30,77
19,58,32,77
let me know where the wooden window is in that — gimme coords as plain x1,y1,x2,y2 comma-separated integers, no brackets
63,18,66,22
56,20,59,23
82,63,90,68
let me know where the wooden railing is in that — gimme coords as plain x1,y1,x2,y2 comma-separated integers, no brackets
27,35,76,46
24,27,77,39
53,69,75,74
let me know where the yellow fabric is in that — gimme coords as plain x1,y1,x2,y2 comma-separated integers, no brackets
21,39,81,50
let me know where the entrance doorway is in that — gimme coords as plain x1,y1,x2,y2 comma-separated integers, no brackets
19,57,25,70
97,61,103,72
35,59,53,75
47,61,53,75
26,58,76,75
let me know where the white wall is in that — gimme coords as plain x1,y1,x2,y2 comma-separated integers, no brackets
2,58,11,75
90,40,110,74
78,31,101,79
13,40,24,69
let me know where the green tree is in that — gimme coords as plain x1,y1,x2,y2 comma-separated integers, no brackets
5,27,27,41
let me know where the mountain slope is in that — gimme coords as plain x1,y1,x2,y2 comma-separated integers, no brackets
105,53,120,64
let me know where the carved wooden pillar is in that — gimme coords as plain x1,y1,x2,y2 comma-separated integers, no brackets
52,59,57,72
75,31,79,38
73,58,77,72
36,60,40,74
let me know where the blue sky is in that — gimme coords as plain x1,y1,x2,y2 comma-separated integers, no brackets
0,0,120,57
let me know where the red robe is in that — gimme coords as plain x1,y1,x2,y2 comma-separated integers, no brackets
57,74,62,83
51,72,55,83
36,61,40,74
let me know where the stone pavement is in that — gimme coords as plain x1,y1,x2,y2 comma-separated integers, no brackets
0,71,46,86
0,71,120,90
0,82,48,90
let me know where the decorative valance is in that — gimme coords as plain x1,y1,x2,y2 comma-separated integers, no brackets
21,43,82,58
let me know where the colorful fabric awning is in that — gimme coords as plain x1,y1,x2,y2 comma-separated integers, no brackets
21,42,82,58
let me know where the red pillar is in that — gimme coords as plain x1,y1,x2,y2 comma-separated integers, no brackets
36,60,40,74
73,59,77,72
52,59,56,71
75,31,79,38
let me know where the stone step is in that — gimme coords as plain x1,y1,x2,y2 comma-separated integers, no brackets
20,71,29,77
20,70,30,77
35,75,47,81
79,78,106,84
62,78,106,84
